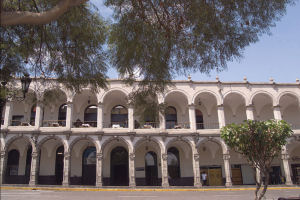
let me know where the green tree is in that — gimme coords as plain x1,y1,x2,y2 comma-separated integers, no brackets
221,120,293,200
1,0,296,121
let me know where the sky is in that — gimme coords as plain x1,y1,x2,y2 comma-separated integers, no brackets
92,0,300,83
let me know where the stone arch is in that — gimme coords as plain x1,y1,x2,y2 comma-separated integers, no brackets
196,137,228,154
100,88,129,103
101,136,133,157
165,137,194,158
223,90,248,105
277,91,300,106
69,136,100,154
42,88,68,101
133,137,164,154
250,90,275,106
192,90,221,105
4,135,36,153
164,89,190,104
36,135,68,153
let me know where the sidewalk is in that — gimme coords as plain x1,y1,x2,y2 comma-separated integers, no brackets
1,184,300,192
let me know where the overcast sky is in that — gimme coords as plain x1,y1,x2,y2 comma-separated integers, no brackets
91,0,300,83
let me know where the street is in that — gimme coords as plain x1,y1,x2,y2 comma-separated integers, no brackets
1,188,300,200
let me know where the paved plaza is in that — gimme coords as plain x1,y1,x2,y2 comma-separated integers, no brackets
1,187,300,200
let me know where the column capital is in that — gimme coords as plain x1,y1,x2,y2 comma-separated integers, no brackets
273,105,281,109
162,153,168,161
246,104,254,109
281,153,290,160
67,101,73,105
223,154,230,160
32,151,39,159
0,151,5,158
97,101,103,106
188,104,195,109
97,153,103,160
129,153,135,161
64,152,71,159
217,104,224,108
194,154,200,161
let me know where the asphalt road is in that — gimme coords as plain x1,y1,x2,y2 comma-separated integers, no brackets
1,189,300,200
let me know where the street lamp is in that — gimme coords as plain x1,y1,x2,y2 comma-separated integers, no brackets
20,73,32,99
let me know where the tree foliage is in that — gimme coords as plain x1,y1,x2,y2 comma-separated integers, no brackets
221,120,293,200
1,0,108,92
107,0,295,91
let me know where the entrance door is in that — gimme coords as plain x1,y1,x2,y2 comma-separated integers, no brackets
208,168,223,186
291,164,300,184
231,167,243,185
25,146,32,184
110,147,128,186
145,151,158,186
82,147,96,185
55,146,64,185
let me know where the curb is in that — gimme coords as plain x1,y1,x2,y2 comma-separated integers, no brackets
1,186,300,192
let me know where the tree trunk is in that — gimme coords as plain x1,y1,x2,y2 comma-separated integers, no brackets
258,173,269,200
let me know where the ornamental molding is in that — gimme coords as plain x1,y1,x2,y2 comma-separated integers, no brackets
129,153,135,161
194,154,200,161
223,154,230,160
162,153,168,161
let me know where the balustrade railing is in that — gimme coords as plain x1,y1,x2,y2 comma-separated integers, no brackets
73,121,97,128
196,122,219,129
135,122,159,129
166,122,190,129
10,120,34,126
103,122,128,128
42,120,66,127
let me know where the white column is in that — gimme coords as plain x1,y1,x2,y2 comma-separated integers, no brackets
96,152,103,187
62,152,70,186
128,106,134,131
35,102,43,128
0,150,6,184
189,104,196,131
97,102,103,130
193,154,202,187
246,105,255,120
29,151,40,186
273,105,282,120
217,105,226,128
281,153,293,185
159,112,166,130
3,101,13,128
66,102,73,129
161,153,169,187
223,154,232,187
129,152,136,187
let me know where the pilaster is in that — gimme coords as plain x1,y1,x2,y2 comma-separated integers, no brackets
217,104,226,128
97,102,103,130
29,151,40,186
281,153,293,185
3,101,13,128
0,150,6,185
273,105,282,120
161,153,169,187
223,154,232,187
66,101,73,129
129,152,136,187
96,152,103,187
62,152,70,186
193,153,202,187
189,104,196,131
35,102,43,128
246,105,255,120
128,106,134,131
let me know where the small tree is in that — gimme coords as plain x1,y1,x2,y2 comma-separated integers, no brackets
221,120,293,200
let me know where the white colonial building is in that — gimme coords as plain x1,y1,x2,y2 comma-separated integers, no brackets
0,78,300,187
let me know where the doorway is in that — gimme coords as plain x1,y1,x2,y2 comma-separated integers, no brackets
82,146,96,185
145,151,158,186
110,147,128,186
55,146,64,185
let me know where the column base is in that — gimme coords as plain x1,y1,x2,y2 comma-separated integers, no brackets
194,182,202,188
285,181,293,186
29,180,36,186
225,182,232,187
162,182,169,188
62,182,69,187
96,182,103,187
129,183,136,188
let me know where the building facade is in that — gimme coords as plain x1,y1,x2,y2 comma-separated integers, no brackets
0,78,300,187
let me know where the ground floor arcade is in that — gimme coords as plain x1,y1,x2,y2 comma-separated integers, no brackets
1,134,299,187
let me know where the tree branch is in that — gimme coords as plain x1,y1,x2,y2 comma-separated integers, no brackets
1,0,88,26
